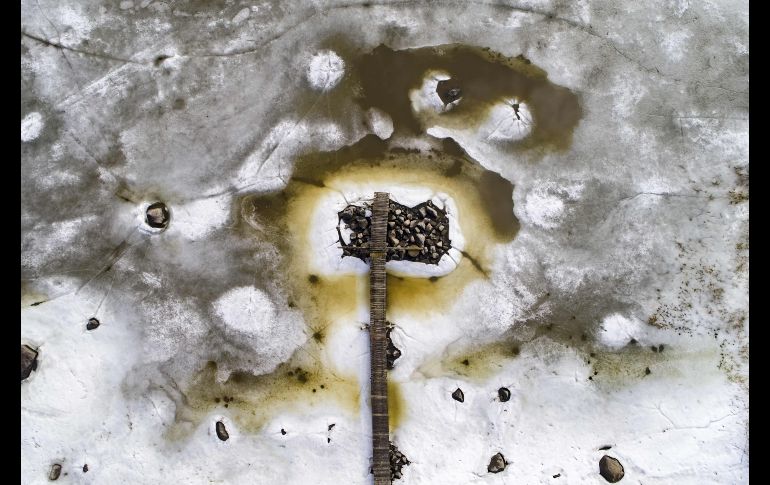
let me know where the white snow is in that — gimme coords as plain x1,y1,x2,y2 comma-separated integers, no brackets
212,286,305,372
307,50,345,91
21,112,44,142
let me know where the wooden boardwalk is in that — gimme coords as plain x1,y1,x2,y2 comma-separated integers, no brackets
369,192,390,485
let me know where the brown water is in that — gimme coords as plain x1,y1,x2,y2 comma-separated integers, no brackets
352,44,581,149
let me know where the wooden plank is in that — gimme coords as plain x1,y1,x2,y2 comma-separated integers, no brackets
369,192,390,485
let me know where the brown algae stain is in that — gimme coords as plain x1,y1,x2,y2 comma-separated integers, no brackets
171,359,361,440
21,282,48,308
586,345,712,388
388,379,405,432
418,340,524,381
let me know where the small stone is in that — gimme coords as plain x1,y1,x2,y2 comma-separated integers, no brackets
644,367,651,375
498,387,511,402
658,344,665,352
49,464,62,481
599,455,624,483
487,452,507,473
86,317,100,331
451,388,464,402
82,464,88,473
407,250,419,257
21,344,38,381
145,202,170,229
216,421,229,441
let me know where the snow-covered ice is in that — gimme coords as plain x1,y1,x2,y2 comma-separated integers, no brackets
22,1,748,484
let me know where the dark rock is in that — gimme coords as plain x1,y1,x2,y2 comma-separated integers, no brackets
82,464,88,473
21,345,38,381
451,388,464,403
644,367,651,375
86,318,100,331
487,452,507,473
498,387,511,402
436,79,463,105
599,445,612,451
386,323,402,369
216,421,229,441
599,455,624,483
145,202,170,229
658,344,665,352
49,464,62,481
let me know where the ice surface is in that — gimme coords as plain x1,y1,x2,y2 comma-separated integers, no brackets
22,1,747,484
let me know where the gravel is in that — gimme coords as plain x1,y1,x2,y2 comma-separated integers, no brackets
390,443,410,481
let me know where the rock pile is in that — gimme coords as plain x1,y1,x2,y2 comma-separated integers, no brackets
389,443,410,481
386,322,401,370
338,199,451,264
